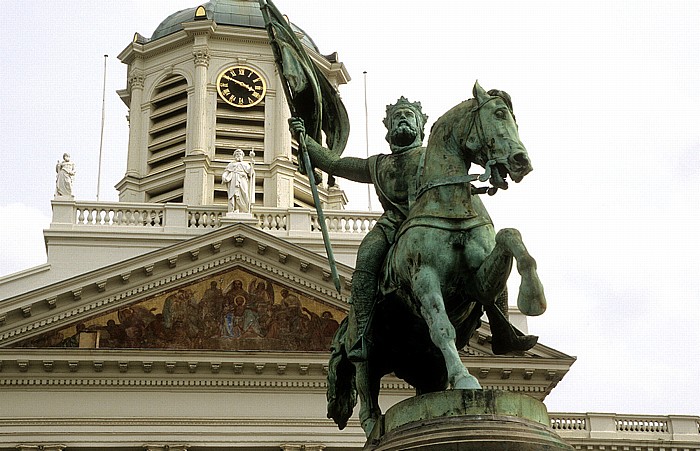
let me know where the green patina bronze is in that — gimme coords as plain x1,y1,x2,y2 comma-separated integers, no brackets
290,81,547,437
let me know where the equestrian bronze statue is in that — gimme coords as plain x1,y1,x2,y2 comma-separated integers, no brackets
290,81,546,436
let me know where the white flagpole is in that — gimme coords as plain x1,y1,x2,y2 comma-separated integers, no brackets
96,54,108,201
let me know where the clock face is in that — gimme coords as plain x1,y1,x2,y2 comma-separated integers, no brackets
217,65,267,108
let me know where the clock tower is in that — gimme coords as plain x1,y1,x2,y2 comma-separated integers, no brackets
115,0,350,209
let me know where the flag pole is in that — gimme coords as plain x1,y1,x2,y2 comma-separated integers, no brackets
96,54,108,201
259,0,342,294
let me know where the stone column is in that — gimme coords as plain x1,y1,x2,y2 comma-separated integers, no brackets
126,72,145,178
189,48,210,156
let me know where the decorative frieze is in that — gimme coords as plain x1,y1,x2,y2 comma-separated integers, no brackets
96,280,107,292
21,305,31,318
46,297,57,309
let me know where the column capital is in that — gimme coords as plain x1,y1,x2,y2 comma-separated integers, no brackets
193,48,210,67
128,71,145,89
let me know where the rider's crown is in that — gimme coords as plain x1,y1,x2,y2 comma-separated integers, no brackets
383,96,429,132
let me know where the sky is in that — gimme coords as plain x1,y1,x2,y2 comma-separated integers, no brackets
1,1,699,417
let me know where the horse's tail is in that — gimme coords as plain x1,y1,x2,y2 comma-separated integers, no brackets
326,317,357,430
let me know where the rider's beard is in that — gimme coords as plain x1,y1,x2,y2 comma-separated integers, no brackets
390,122,419,148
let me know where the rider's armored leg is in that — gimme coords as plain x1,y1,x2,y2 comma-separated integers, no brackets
347,228,390,362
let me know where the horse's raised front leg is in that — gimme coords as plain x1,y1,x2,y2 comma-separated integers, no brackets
477,228,546,316
413,266,481,390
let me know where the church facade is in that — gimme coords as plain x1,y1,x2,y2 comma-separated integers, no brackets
0,1,697,450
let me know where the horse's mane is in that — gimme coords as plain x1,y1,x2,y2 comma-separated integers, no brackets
427,98,476,148
427,90,515,149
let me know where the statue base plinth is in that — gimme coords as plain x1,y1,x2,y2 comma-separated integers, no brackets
365,390,573,451
221,212,258,226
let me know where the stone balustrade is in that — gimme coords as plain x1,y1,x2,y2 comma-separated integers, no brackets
50,199,379,236
550,412,700,446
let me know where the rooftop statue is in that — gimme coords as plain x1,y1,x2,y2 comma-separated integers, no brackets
222,149,256,214
55,152,75,198
290,81,546,436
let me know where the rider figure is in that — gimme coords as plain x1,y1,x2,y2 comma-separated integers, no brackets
289,97,535,362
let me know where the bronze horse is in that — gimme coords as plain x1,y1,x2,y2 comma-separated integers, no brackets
327,82,547,435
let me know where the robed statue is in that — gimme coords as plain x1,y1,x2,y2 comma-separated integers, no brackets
222,149,256,214
55,152,75,197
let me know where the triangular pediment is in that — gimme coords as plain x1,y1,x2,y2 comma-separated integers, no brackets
0,223,352,351
11,265,346,353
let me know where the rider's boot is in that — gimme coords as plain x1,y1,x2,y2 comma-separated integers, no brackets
485,291,538,355
347,270,376,362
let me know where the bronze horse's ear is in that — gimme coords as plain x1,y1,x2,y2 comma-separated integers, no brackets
473,80,488,104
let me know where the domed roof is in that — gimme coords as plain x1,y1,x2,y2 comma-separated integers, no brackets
150,0,319,51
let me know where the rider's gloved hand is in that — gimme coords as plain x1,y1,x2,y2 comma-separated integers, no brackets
288,117,305,139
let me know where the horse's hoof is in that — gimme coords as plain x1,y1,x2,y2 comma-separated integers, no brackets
518,276,546,316
453,374,482,390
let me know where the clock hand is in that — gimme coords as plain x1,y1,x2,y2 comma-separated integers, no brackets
231,78,256,93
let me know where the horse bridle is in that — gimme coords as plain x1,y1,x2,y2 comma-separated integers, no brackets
414,95,507,202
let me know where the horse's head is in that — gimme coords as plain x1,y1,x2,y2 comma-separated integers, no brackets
460,81,532,193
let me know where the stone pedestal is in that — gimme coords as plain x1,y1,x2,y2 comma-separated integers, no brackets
220,212,259,226
366,390,573,450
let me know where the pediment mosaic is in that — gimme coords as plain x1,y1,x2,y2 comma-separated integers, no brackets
14,267,345,352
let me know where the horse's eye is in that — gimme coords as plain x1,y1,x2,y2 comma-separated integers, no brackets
495,110,506,119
